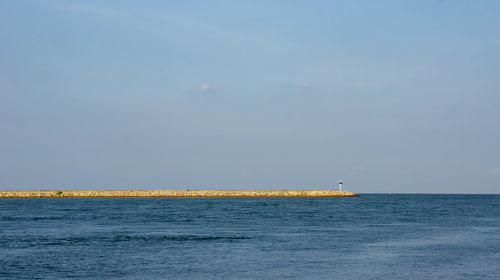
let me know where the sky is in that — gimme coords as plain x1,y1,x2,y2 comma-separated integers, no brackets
1,0,499,193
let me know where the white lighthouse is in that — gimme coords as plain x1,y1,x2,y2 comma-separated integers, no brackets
338,178,343,191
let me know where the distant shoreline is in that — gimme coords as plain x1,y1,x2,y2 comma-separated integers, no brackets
0,190,359,198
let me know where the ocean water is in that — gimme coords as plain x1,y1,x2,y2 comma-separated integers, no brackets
1,194,499,279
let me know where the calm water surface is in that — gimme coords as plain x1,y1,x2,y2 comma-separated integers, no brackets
1,194,499,279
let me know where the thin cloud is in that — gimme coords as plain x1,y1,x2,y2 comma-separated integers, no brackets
484,167,500,176
299,81,309,88
199,83,214,92
49,2,270,49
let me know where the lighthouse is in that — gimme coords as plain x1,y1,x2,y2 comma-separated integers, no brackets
338,178,343,191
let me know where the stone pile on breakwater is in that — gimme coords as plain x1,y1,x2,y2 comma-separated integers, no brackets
0,190,358,198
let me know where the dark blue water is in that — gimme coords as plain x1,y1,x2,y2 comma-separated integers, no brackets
1,194,499,279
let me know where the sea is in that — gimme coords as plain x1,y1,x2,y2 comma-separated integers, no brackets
1,194,499,279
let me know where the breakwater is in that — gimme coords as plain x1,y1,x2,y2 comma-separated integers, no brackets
0,190,358,198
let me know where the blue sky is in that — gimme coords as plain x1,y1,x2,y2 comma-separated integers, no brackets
1,0,499,193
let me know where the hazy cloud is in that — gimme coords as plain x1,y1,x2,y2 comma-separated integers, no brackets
484,167,500,176
298,81,309,88
199,83,214,92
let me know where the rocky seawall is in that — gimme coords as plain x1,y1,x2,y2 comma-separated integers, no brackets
0,190,359,198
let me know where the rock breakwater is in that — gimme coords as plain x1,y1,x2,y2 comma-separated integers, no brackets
0,190,358,198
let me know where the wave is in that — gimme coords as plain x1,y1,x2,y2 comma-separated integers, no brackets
1,216,64,221
112,234,249,242
0,234,250,248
